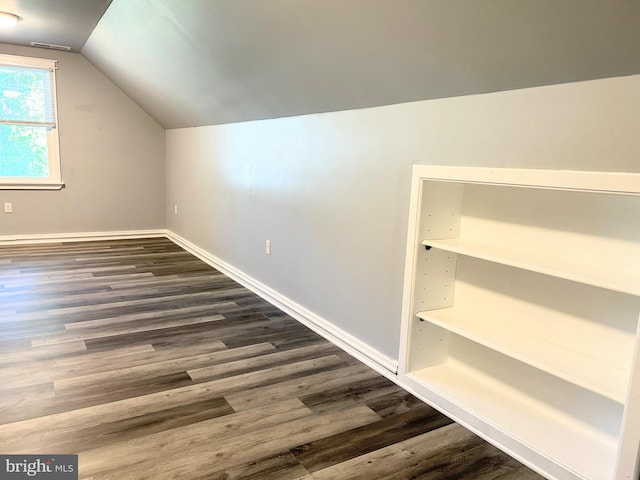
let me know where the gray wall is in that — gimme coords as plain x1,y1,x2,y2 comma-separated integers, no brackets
166,74,640,361
0,43,165,236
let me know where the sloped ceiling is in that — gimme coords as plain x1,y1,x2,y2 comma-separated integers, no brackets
0,0,111,52
82,0,640,129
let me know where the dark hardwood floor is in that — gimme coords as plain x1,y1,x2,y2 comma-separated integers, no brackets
0,238,544,479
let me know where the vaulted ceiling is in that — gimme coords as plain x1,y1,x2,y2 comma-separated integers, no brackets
0,0,111,52
1,0,639,129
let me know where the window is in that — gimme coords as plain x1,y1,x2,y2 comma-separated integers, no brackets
0,54,62,190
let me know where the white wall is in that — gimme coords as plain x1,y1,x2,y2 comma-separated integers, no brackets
0,43,165,236
167,74,640,361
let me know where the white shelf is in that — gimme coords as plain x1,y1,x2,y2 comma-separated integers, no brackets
421,238,640,296
400,166,640,480
409,360,618,480
413,165,640,196
416,307,629,403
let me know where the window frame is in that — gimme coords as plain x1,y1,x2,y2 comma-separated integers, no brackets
0,54,63,190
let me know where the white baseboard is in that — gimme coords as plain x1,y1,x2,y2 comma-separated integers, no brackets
0,229,167,246
1,228,399,378
166,230,399,379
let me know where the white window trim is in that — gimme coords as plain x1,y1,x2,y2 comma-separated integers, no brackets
0,54,64,191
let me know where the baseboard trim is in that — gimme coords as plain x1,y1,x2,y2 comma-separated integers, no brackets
0,229,168,246
1,228,399,377
166,230,399,379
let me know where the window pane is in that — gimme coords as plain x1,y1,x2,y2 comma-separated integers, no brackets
0,124,49,177
0,66,53,123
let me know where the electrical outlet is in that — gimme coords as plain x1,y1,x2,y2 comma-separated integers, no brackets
4,202,12,213
174,204,178,215
265,240,271,255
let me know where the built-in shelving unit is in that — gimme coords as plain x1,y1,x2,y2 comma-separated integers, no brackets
398,166,640,480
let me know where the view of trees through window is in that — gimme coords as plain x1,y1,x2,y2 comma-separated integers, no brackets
0,65,51,178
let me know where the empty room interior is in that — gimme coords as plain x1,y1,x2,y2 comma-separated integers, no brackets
0,1,639,479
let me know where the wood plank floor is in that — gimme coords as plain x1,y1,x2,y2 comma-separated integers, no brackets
0,238,544,480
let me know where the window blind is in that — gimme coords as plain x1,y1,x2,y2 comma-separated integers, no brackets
0,55,57,129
